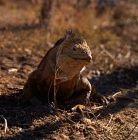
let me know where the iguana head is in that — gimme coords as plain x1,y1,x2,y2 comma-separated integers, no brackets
55,30,92,80
57,30,92,65
62,37,92,62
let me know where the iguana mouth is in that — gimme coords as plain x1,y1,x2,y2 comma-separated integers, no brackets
71,56,92,62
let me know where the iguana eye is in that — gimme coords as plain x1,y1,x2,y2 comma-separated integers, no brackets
72,47,77,51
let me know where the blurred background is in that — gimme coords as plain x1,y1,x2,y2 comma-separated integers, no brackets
0,0,138,58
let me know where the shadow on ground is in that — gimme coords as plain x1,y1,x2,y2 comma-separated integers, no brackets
0,66,138,139
90,66,138,119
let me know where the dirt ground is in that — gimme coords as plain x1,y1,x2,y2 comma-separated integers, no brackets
0,1,138,140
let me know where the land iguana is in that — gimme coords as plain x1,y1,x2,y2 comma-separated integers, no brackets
21,30,107,107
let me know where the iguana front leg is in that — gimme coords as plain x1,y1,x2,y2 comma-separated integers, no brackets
72,75,94,105
70,75,109,111
67,75,94,111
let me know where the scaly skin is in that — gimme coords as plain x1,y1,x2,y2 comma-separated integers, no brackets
21,30,95,106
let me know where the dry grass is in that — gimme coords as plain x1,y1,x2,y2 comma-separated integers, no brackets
0,0,7,5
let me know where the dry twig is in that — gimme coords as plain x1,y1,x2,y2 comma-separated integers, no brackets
0,115,8,133
105,114,113,128
112,91,122,98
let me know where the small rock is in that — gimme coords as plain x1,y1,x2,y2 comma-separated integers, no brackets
96,70,101,76
8,68,18,73
82,117,92,125
18,127,23,132
24,48,32,55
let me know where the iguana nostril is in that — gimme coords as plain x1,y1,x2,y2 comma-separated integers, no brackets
82,51,86,54
87,55,92,61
